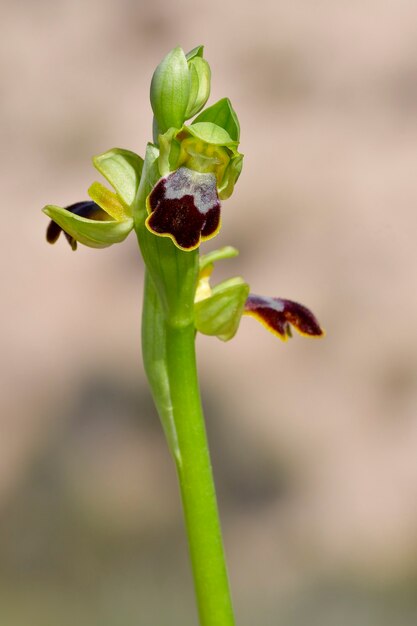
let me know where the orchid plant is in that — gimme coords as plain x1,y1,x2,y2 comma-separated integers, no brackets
43,46,323,626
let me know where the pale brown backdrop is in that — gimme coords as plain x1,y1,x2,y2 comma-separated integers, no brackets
1,1,417,624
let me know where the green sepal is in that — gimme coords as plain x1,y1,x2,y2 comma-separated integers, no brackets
218,153,243,200
42,205,133,249
186,45,204,61
195,277,250,341
185,57,211,119
93,148,143,209
193,98,240,142
187,122,237,147
150,46,190,134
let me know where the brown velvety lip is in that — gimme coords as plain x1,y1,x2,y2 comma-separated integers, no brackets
146,167,221,250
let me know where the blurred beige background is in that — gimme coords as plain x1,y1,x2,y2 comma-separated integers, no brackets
2,0,417,624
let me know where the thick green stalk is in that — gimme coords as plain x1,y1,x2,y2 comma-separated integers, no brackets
141,270,235,626
164,318,235,626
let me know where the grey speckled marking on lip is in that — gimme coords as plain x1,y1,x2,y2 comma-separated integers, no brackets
246,295,285,312
165,167,217,215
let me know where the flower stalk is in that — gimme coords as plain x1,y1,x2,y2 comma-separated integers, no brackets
163,311,235,626
141,272,235,625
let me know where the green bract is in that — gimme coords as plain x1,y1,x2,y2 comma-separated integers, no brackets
150,45,211,135
193,97,240,142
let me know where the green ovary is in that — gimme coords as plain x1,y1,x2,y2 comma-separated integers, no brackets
178,138,230,184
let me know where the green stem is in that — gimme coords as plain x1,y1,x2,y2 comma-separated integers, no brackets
164,319,235,626
141,269,235,626
141,272,179,461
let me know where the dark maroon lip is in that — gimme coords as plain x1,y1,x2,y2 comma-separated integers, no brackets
245,294,324,339
146,168,221,250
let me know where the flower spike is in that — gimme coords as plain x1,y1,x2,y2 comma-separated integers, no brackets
41,46,326,626
244,294,324,341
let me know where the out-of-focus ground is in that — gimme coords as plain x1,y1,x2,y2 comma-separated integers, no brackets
2,0,417,624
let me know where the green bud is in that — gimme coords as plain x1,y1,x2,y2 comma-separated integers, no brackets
150,45,212,135
195,277,250,341
185,56,211,119
150,47,190,134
